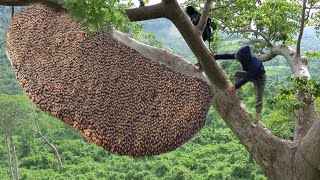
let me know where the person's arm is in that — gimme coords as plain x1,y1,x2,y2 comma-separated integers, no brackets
214,53,236,60
235,72,250,89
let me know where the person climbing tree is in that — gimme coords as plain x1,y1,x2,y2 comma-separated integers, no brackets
185,6,215,44
214,46,266,127
186,5,216,70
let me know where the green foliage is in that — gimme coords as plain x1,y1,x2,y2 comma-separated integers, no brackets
269,76,320,111
264,111,294,140
63,0,137,33
0,95,33,135
0,59,23,95
305,50,320,59
205,0,301,48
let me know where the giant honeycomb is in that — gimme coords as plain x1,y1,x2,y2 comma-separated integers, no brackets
7,3,213,157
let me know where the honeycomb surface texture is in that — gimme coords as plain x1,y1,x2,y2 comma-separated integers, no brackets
7,3,213,157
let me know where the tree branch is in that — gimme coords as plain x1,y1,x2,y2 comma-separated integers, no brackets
298,119,320,170
35,119,63,172
161,1,285,173
233,29,272,47
125,3,166,22
267,45,315,142
111,30,208,82
0,0,60,6
0,0,168,23
259,47,278,62
196,0,213,32
296,0,307,56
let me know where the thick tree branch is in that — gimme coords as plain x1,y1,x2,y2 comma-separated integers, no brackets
161,1,285,173
259,49,277,62
0,0,60,6
125,3,166,22
196,0,212,32
296,0,307,56
271,45,309,77
0,0,168,23
164,0,228,89
267,45,315,142
298,119,320,170
111,30,208,82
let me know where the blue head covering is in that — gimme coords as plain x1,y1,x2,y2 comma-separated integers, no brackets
236,46,253,65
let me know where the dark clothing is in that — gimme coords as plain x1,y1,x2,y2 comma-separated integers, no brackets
234,71,266,113
190,13,201,26
214,46,266,89
186,7,212,42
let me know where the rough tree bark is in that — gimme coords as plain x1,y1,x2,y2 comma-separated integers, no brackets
1,0,320,179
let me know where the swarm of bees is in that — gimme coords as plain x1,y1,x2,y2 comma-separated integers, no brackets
7,3,213,157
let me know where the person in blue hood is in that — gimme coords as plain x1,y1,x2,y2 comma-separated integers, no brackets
214,46,266,124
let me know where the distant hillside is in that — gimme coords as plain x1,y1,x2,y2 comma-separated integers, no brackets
300,26,320,52
141,18,198,63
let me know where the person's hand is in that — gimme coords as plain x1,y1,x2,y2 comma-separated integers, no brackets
231,86,237,94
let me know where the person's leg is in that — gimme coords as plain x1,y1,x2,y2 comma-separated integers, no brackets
252,75,266,127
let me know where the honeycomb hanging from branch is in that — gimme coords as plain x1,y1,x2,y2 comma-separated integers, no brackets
7,3,213,157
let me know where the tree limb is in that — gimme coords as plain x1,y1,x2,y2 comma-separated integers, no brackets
0,0,168,23
296,0,307,56
0,0,60,6
164,0,228,89
160,1,286,173
259,46,278,62
233,29,272,47
270,45,310,77
125,3,166,22
34,118,63,173
298,119,320,170
111,30,208,82
196,0,213,32
266,45,316,142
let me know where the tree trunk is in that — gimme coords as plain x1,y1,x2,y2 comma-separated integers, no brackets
8,134,19,180
259,45,320,179
5,135,14,179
